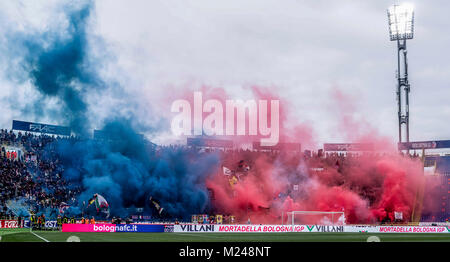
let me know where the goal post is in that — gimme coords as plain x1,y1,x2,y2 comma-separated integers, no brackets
284,211,346,226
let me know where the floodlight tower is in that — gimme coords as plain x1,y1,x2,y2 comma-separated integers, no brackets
387,4,414,145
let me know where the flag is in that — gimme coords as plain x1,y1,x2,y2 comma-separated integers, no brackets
335,160,340,168
238,160,250,172
88,194,109,215
222,166,234,176
59,202,70,214
394,211,403,220
228,175,238,188
216,214,223,224
149,196,164,215
95,194,109,209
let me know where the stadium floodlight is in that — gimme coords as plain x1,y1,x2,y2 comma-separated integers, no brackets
387,4,415,146
388,4,414,41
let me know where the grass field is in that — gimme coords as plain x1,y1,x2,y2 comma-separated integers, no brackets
1,228,450,242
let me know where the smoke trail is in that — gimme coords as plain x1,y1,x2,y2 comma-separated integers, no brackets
5,199,31,217
4,1,102,136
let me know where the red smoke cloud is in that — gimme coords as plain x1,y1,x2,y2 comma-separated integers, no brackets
206,150,424,224
166,83,316,148
168,84,433,224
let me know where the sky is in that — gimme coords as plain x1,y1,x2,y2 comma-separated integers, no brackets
0,0,449,149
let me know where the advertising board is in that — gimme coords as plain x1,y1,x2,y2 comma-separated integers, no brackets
398,140,450,150
12,120,70,136
174,224,309,233
57,223,450,234
324,143,374,151
187,137,233,148
345,225,450,233
62,223,165,233
0,220,18,228
173,224,450,233
377,226,448,233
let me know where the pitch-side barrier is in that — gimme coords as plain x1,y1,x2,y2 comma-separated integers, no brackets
57,223,450,233
173,224,450,233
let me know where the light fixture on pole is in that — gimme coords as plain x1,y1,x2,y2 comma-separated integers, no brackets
387,4,414,147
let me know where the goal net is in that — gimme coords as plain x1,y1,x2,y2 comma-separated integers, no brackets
284,211,346,225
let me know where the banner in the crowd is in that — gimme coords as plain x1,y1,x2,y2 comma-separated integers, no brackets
187,137,233,148
131,215,152,220
252,142,301,152
398,140,450,150
323,143,374,151
394,212,403,220
3,146,22,160
12,120,70,136
94,129,145,141
62,223,165,233
0,220,18,228
25,154,37,162
196,214,208,224
216,215,223,224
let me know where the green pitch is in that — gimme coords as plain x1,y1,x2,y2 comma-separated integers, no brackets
1,229,450,242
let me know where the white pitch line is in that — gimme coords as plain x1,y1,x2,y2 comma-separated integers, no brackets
30,230,50,242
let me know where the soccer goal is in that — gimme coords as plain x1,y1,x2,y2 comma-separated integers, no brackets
284,211,346,226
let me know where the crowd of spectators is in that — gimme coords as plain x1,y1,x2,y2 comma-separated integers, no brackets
0,129,81,219
155,143,425,213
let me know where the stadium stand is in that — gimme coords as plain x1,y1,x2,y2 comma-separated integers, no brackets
420,155,450,222
0,128,448,225
0,129,81,220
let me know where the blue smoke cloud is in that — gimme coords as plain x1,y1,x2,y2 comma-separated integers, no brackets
5,199,30,217
6,1,102,136
4,1,221,220
53,120,220,219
